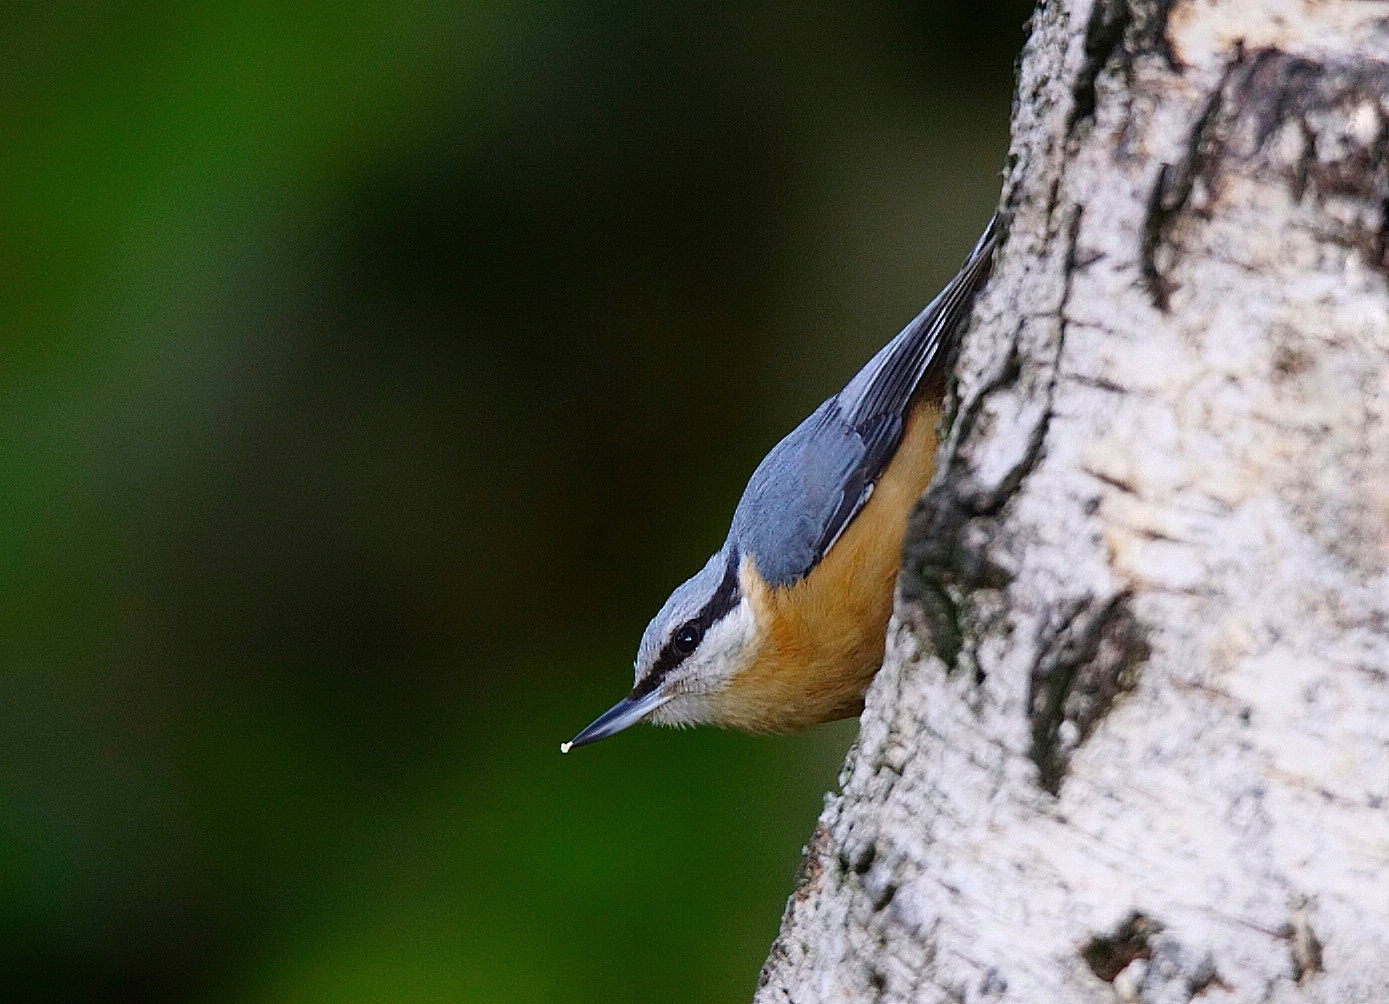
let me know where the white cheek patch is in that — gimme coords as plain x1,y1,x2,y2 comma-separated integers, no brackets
647,599,759,727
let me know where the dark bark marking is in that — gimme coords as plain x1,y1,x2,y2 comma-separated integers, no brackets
1284,901,1325,983
1148,0,1182,73
1189,966,1234,997
1142,48,1389,308
1377,194,1389,274
1082,912,1161,982
839,838,876,877
1090,469,1139,494
1272,342,1312,381
903,209,1081,678
978,968,1009,997
1141,162,1179,311
1069,0,1132,133
1069,0,1182,135
868,878,898,913
1291,116,1317,202
1028,591,1150,795
1085,917,1234,998
947,323,1025,466
901,328,1023,675
1141,53,1243,310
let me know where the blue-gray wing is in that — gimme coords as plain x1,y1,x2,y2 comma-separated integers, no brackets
729,216,997,588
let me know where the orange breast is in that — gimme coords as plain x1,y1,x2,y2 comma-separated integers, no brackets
705,399,942,732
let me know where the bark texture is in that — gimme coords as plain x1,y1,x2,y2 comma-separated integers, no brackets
755,2,1389,1002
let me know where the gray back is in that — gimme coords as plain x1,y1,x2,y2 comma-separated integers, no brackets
729,216,997,587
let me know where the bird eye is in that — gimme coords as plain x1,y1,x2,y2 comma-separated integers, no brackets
672,622,703,655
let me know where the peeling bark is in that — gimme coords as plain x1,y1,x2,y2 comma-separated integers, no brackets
755,1,1389,1001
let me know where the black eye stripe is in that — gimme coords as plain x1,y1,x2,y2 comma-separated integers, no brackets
652,614,715,677
631,552,741,698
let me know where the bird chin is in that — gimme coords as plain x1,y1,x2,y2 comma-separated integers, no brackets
645,692,714,729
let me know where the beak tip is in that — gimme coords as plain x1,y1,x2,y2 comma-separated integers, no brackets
562,690,670,754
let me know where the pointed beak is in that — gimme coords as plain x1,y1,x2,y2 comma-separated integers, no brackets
561,689,671,753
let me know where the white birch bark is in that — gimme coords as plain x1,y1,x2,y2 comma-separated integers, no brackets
755,2,1389,1001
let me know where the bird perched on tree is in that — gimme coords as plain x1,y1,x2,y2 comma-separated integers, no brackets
563,216,998,752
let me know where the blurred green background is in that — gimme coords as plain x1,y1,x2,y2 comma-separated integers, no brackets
1,3,1026,1001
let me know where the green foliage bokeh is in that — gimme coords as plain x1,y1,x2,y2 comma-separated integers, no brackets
0,3,1026,1001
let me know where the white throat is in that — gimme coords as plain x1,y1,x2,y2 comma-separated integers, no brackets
647,597,759,727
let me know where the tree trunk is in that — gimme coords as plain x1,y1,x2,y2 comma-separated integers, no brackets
755,2,1389,1002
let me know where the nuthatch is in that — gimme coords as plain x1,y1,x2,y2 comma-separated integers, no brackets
562,216,998,752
